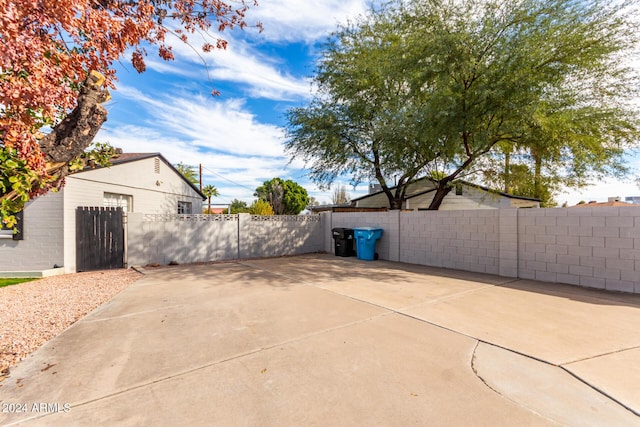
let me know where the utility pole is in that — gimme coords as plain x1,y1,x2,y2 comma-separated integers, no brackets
199,163,203,191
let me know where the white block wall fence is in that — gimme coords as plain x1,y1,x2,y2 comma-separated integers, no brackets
126,213,324,266
123,208,639,294
323,207,640,294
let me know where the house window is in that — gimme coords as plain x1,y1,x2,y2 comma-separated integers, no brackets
104,193,133,212
0,211,24,240
177,201,192,214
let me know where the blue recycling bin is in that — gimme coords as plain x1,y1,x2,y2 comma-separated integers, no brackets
353,227,383,261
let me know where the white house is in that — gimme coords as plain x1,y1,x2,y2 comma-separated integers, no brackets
0,153,205,275
322,177,540,211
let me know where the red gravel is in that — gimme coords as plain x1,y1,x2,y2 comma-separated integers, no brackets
0,269,142,380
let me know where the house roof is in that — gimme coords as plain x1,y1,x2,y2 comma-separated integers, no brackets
571,201,638,208
80,152,206,200
351,177,540,203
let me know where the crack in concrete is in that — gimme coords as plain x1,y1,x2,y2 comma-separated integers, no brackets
561,344,640,366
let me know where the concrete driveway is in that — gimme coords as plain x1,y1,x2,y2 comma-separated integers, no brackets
1,254,639,426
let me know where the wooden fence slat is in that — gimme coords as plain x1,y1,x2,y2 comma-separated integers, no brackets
76,207,124,271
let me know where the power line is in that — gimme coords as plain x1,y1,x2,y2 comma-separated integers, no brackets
201,165,256,194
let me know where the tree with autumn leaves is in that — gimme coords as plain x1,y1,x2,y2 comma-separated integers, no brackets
0,0,260,227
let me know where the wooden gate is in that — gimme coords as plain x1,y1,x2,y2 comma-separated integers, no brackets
76,207,124,271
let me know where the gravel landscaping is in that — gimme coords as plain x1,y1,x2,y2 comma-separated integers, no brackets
0,268,142,380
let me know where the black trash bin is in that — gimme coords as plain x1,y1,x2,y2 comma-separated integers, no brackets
332,227,355,257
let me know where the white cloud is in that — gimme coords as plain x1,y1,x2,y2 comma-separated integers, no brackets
139,0,371,100
251,0,370,43
146,32,313,101
96,85,321,204
111,85,286,157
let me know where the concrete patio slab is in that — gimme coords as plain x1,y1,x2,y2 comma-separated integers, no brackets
400,279,640,366
1,254,638,425
3,315,552,426
473,342,639,426
564,347,640,414
243,256,512,310
0,264,386,412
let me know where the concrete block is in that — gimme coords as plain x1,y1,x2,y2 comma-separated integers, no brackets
605,216,634,228
592,227,619,238
478,225,496,234
469,216,486,225
525,225,546,235
579,276,606,289
524,243,546,253
580,256,606,269
544,208,568,217
605,258,635,271
519,233,536,243
604,237,634,249
579,216,605,228
547,263,569,274
619,227,640,238
485,264,499,275
557,235,579,246
518,268,536,280
556,273,580,286
593,268,621,281
535,252,557,263
569,265,593,277
619,249,640,260
621,269,640,282
526,260,547,271
556,217,576,227
463,239,480,249
535,270,557,283
557,254,580,266
535,234,556,244
605,279,635,293
568,208,595,217
593,207,622,217
518,216,536,226
578,236,605,248
535,216,558,226
592,247,620,259
568,226,593,237
545,226,568,236
545,244,568,255
568,245,592,257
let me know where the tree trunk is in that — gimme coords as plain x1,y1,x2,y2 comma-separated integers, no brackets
533,152,543,200
39,71,110,179
504,151,511,193
427,185,452,210
389,197,402,210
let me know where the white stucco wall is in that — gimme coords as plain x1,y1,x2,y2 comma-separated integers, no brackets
62,156,204,272
0,191,64,272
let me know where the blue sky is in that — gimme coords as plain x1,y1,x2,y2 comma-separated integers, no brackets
96,0,640,208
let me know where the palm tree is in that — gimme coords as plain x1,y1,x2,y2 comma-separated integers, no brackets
202,184,219,214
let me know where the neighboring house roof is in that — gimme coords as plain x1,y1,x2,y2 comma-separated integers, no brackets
308,204,387,213
351,177,540,203
81,152,206,200
571,201,638,208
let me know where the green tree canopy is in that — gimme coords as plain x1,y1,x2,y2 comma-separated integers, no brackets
229,199,250,214
249,199,274,215
286,0,639,210
254,178,309,215
174,162,199,186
